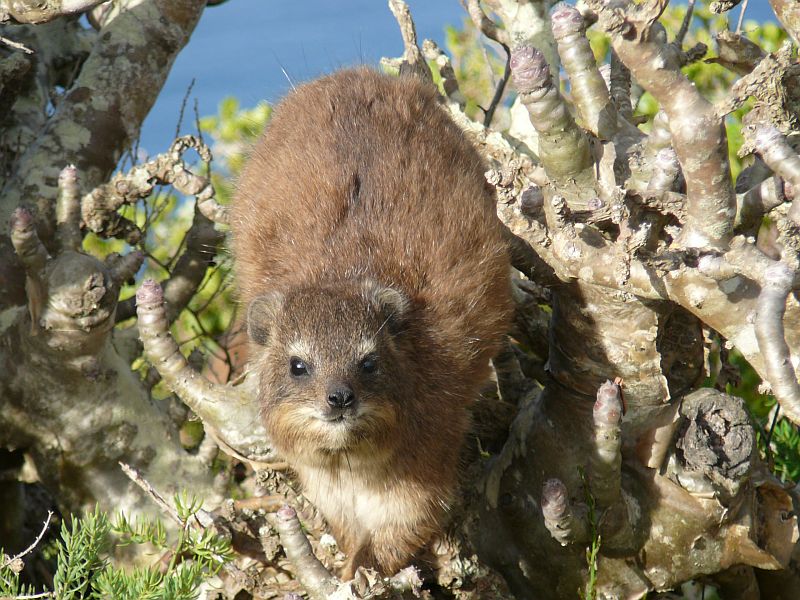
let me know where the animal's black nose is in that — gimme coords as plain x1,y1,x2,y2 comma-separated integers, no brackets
327,387,355,409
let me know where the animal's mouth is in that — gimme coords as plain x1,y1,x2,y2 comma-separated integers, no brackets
317,413,351,424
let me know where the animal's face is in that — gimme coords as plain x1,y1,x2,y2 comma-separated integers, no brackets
247,280,410,460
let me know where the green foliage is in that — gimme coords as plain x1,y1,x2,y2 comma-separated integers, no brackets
765,417,800,482
578,468,601,600
443,19,506,122
0,498,232,600
199,97,272,203
53,507,111,599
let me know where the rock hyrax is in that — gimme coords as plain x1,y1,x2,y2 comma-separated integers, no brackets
232,68,512,576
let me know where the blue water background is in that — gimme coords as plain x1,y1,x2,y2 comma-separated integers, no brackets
139,0,778,155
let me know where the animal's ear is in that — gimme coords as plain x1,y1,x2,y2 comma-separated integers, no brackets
246,292,284,346
362,280,409,335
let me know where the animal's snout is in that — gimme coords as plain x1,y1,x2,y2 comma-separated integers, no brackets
327,386,356,409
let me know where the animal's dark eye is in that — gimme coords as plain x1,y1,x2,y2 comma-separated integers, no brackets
360,355,378,374
290,357,309,377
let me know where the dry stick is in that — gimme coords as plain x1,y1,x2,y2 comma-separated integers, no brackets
135,279,247,412
483,47,511,128
166,136,227,225
465,0,510,47
676,0,696,45
710,0,743,13
119,462,246,584
119,462,183,526
0,35,34,53
734,176,785,234
736,0,750,34
733,176,787,235
164,212,222,322
541,478,589,546
273,506,337,600
1,511,53,570
551,3,617,140
589,381,623,507
755,263,800,425
387,0,430,80
55,165,82,252
592,0,735,249
510,46,596,206
464,0,511,127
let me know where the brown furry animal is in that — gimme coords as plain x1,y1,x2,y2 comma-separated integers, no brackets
231,68,512,577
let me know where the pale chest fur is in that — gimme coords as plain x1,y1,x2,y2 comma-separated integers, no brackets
296,461,432,544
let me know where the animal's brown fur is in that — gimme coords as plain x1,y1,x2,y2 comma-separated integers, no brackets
231,68,512,577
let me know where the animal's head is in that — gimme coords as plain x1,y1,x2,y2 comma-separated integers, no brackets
246,279,412,461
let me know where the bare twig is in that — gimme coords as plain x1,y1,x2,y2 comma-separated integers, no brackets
116,203,223,323
609,51,632,121
119,462,183,526
463,0,511,127
710,0,743,14
465,0,510,46
1,511,53,569
736,0,750,33
386,0,430,80
676,0,695,45
9,207,48,277
273,506,337,600
0,34,34,53
106,250,145,286
484,45,511,128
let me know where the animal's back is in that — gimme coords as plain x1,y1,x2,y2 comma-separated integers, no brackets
232,69,510,381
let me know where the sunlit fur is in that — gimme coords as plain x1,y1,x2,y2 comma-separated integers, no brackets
232,68,513,576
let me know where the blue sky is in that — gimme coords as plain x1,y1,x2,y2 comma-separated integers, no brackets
138,0,779,155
